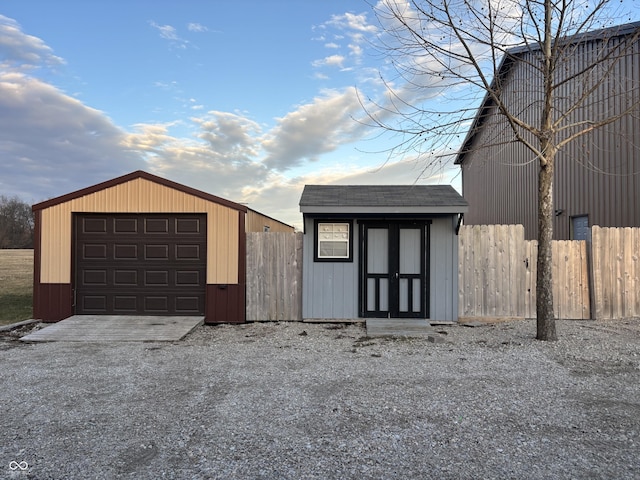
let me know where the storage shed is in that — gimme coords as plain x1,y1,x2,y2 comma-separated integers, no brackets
32,170,292,324
299,185,468,322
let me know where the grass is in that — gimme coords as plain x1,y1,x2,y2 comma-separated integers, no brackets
0,249,33,325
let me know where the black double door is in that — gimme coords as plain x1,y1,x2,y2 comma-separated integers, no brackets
361,222,429,318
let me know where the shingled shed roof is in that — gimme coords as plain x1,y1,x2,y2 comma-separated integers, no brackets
299,185,468,214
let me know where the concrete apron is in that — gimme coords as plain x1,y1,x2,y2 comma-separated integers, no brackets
20,315,204,342
366,318,434,337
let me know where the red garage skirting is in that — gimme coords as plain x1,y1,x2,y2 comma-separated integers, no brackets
205,284,246,324
33,284,73,322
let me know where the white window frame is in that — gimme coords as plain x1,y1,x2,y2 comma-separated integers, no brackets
316,222,350,260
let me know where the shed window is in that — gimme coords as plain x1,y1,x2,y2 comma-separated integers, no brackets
316,222,351,261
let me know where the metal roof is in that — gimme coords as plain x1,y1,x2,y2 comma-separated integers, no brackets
454,20,640,166
299,185,468,214
32,170,248,213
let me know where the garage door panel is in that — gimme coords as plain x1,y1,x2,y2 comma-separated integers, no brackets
114,244,138,259
176,271,200,286
175,296,202,313
176,244,201,260
83,244,107,259
145,218,169,234
114,270,138,286
113,296,137,312
145,270,169,286
114,218,137,233
145,296,169,312
75,214,206,315
82,295,107,312
176,218,202,233
83,270,107,286
145,244,169,260
83,218,107,233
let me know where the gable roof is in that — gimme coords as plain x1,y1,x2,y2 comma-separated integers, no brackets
32,170,248,213
454,20,640,166
299,185,468,214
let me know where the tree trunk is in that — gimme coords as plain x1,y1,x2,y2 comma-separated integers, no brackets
536,155,557,341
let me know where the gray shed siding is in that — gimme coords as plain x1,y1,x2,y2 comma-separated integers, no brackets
302,217,359,319
429,217,459,321
302,216,459,321
458,26,640,240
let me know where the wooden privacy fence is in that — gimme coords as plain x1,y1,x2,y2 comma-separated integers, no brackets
591,226,640,320
245,226,638,322
246,232,303,321
459,224,640,320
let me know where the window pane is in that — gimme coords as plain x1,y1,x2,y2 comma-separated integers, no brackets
319,241,348,257
318,223,349,258
367,228,388,273
412,279,421,312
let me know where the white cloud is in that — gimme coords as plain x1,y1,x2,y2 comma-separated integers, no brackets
239,155,458,229
262,88,367,171
149,21,189,49
312,54,345,68
187,23,208,32
327,12,377,33
0,10,460,229
0,15,65,70
150,21,179,40
0,72,145,201
311,10,376,74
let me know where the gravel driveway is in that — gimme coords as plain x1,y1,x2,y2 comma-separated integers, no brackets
1,319,639,479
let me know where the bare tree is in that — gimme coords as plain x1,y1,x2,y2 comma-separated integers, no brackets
363,0,640,340
0,196,34,249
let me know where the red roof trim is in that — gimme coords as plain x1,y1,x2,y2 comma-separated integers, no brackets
32,170,248,213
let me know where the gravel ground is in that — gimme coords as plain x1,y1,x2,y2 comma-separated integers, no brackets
1,319,639,480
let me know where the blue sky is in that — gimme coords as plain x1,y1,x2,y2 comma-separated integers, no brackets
1,1,638,228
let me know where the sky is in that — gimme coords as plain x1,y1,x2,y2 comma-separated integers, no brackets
1,1,639,229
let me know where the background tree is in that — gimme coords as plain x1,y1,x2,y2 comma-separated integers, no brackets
0,196,34,249
363,0,640,340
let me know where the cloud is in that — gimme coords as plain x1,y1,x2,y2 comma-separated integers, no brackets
262,88,367,171
312,54,345,68
0,72,145,201
328,12,378,33
122,112,270,200
239,155,459,229
149,21,189,49
312,10,376,74
0,15,65,70
0,10,459,229
187,23,208,32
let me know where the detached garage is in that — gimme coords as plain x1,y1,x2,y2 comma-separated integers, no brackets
32,170,291,324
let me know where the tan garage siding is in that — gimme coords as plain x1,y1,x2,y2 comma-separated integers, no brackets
39,177,240,284
246,209,295,233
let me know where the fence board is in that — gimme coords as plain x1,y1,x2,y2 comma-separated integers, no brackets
525,240,537,319
591,226,640,320
458,225,590,320
246,232,302,321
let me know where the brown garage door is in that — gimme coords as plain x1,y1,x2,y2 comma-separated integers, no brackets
74,213,206,315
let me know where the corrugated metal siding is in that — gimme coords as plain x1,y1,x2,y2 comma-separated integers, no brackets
461,32,640,240
246,209,294,233
39,178,239,284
